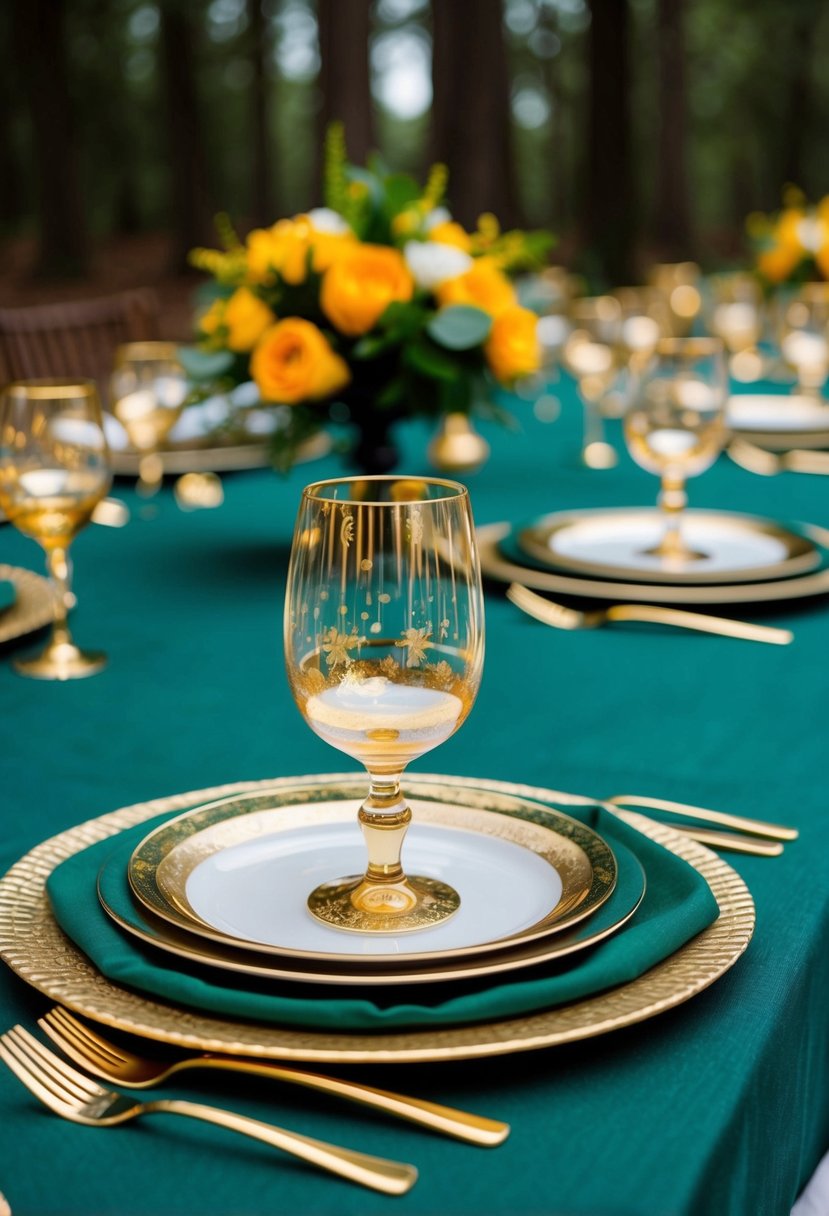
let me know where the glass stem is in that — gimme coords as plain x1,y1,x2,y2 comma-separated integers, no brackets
657,475,688,560
46,546,74,645
359,772,411,885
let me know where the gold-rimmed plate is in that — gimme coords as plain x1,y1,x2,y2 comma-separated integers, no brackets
98,829,643,987
727,393,829,450
0,564,55,646
0,774,754,1063
516,508,818,586
127,780,617,968
484,521,829,606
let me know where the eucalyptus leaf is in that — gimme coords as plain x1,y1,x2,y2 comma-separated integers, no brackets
404,338,461,382
428,305,493,351
177,346,235,381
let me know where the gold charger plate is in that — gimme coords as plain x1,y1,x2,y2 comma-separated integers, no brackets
0,773,755,1063
109,431,331,476
482,521,829,606
128,781,617,968
0,564,55,646
516,509,818,586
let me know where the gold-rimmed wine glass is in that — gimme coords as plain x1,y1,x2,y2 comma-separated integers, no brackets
779,283,829,397
110,342,188,495
562,296,623,469
0,380,111,679
624,338,727,565
284,475,485,934
706,272,765,382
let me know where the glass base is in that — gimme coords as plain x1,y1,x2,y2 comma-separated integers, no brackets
307,873,461,934
13,640,107,681
582,441,618,469
641,541,707,564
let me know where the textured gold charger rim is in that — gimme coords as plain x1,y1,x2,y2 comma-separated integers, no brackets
131,782,615,968
517,507,818,586
480,521,829,606
108,431,330,475
0,564,55,645
0,773,754,1063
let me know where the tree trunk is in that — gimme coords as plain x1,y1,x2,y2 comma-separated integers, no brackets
317,0,374,190
158,0,214,270
12,0,87,276
780,0,819,191
653,0,693,258
248,0,273,225
431,0,521,230
585,0,633,286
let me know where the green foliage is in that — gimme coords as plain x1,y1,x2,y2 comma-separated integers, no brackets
427,305,493,350
176,346,235,381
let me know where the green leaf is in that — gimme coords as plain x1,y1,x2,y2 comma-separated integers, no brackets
382,173,421,218
177,346,235,381
428,306,493,351
404,338,461,383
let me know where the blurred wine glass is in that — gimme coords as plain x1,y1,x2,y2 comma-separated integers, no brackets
0,381,111,679
624,338,727,565
562,296,622,469
647,262,703,337
706,273,765,383
285,475,484,934
779,284,829,398
110,342,188,495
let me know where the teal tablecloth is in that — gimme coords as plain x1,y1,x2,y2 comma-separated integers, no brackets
2,375,829,1216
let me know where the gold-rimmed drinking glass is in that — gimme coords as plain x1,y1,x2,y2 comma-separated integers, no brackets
110,342,188,494
779,284,829,397
562,296,623,468
647,262,703,337
0,380,111,679
624,338,727,564
284,475,485,934
706,273,765,382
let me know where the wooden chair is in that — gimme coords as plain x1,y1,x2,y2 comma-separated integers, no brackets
0,289,161,401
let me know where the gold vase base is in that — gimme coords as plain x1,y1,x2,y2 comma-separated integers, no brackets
307,874,461,934
13,641,107,682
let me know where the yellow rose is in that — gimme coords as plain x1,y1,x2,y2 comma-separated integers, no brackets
321,245,415,336
223,287,275,352
429,221,472,252
251,318,350,404
197,298,227,349
484,307,541,382
246,218,353,287
436,259,517,317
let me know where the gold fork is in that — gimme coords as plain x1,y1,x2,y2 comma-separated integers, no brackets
727,438,829,477
38,1006,508,1147
506,582,793,645
0,1025,417,1196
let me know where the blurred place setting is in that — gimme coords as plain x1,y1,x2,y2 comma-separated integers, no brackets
3,4,829,1216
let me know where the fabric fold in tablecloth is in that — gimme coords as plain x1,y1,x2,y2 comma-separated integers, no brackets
46,798,719,1032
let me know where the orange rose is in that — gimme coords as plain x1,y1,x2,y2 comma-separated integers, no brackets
436,259,517,317
485,307,541,382
223,287,275,352
321,245,415,336
251,319,350,404
429,221,472,252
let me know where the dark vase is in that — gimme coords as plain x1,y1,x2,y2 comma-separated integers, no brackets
342,362,405,474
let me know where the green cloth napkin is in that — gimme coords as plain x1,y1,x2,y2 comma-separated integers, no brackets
46,800,718,1032
0,579,16,613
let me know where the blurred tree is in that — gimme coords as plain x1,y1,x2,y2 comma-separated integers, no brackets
248,0,274,223
318,0,374,172
159,0,214,269
431,0,520,229
12,0,88,276
653,0,692,257
780,0,822,189
585,0,633,284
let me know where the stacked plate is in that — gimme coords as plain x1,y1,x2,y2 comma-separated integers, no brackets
0,773,755,1063
481,508,829,606
103,779,637,988
727,392,829,451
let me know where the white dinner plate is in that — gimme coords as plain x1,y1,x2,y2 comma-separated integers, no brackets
727,393,829,449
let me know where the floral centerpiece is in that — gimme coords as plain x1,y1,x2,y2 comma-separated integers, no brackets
748,187,829,288
186,125,553,471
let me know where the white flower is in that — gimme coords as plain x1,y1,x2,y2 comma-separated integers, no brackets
307,207,352,235
404,240,473,291
423,207,452,232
